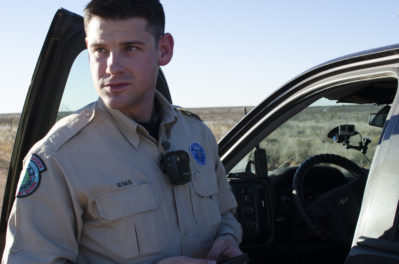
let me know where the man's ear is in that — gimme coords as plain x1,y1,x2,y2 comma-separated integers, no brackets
158,33,174,66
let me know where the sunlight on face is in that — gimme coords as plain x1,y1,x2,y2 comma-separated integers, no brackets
85,16,161,121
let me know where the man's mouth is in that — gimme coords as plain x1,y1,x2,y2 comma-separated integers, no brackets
104,82,130,93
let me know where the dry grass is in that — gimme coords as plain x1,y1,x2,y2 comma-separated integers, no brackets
190,107,251,140
0,105,382,177
0,105,382,205
258,105,382,170
0,108,246,189
0,114,19,211
0,115,18,176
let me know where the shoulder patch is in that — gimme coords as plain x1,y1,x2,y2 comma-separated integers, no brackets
175,107,202,121
17,154,46,198
190,142,207,166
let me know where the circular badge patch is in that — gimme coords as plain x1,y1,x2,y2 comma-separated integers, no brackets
17,154,46,198
190,143,206,166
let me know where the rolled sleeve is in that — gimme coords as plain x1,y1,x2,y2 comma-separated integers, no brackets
214,158,242,244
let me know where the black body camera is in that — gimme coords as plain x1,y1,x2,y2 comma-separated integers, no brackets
160,150,192,185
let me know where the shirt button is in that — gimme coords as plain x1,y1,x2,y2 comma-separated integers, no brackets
161,141,170,151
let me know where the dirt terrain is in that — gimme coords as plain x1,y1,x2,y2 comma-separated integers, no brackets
0,114,20,210
189,106,252,140
0,108,250,210
0,105,382,211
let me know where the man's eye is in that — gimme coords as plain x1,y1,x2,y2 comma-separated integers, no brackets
125,46,138,52
94,47,107,54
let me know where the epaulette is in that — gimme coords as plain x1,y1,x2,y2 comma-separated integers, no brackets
42,104,95,152
174,107,202,121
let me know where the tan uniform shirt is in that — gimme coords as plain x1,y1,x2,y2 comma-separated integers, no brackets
2,92,242,264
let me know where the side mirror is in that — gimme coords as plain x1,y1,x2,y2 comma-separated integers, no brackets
369,105,390,128
368,113,386,128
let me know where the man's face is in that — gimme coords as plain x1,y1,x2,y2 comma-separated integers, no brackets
85,16,172,121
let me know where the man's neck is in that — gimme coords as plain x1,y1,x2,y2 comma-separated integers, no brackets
120,99,154,123
137,99,160,140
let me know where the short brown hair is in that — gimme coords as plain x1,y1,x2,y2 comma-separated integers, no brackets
84,0,165,40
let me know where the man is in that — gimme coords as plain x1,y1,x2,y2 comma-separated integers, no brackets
2,0,242,263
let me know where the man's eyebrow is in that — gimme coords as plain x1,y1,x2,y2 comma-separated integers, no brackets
88,41,146,49
88,42,105,48
121,41,146,46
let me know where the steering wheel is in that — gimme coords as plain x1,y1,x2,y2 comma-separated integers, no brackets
292,154,367,245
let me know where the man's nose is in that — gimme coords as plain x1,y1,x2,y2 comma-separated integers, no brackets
106,51,123,76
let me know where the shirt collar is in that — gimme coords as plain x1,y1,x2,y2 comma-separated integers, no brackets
97,91,178,148
155,91,177,127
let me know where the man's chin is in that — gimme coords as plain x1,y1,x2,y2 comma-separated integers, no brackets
102,98,126,110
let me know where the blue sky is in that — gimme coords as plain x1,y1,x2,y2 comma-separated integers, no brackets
1,1,399,113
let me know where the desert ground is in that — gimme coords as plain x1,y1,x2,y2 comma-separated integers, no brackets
0,108,249,211
0,114,19,209
0,105,381,211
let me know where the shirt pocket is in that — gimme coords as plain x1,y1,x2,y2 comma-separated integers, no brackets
94,183,165,260
190,169,221,227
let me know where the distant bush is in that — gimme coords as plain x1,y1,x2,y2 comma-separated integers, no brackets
258,105,382,170
0,105,385,179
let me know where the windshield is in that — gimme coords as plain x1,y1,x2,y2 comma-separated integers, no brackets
231,99,384,174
